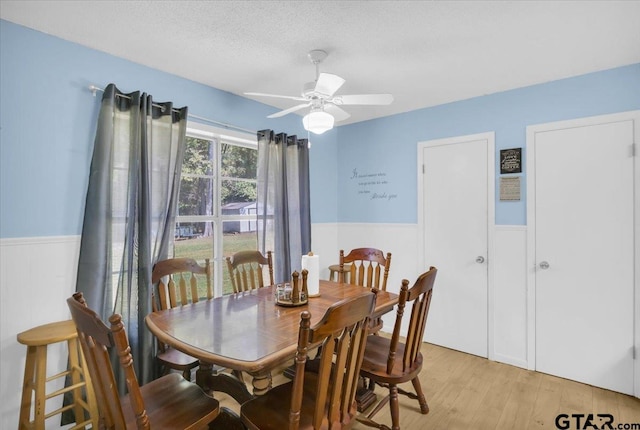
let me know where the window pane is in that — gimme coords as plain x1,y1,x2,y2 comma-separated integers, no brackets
183,137,215,175
221,143,257,179
180,137,215,216
222,224,258,295
179,176,214,216
221,179,256,207
174,222,214,257
173,221,214,298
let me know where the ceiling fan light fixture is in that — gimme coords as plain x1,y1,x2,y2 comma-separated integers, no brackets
303,109,334,134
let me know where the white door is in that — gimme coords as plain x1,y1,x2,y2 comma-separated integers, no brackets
528,113,637,395
419,132,494,358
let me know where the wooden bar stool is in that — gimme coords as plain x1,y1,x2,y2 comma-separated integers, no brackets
328,263,351,282
17,320,98,430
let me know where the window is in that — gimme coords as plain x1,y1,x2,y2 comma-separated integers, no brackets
173,122,259,296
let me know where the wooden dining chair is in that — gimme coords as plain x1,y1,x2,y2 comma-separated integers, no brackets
240,291,377,430
226,250,274,293
67,292,220,429
339,248,392,291
339,247,391,334
151,257,212,381
357,267,437,430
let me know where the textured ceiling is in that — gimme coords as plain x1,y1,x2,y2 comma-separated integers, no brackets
1,1,639,125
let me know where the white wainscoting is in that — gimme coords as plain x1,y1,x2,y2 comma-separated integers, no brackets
313,223,426,336
492,225,528,368
312,222,424,290
309,222,340,281
0,235,81,429
313,223,530,368
0,225,530,427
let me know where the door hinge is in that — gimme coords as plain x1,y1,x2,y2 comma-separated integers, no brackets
634,345,637,360
632,143,636,157
422,164,425,174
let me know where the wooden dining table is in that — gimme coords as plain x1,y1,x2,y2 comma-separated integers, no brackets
145,279,398,407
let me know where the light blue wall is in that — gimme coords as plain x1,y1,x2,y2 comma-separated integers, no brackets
307,128,339,223
333,64,640,225
1,20,638,237
0,20,337,238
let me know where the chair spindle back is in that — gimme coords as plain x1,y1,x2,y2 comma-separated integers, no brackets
67,292,149,429
389,267,436,373
291,291,376,429
226,250,274,293
339,248,391,291
152,258,212,311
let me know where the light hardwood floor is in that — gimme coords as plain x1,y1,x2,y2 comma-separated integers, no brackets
218,342,640,429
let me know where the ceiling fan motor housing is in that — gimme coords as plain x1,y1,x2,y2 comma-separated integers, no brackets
302,81,329,100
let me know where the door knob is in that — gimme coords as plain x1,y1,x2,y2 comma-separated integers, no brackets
475,256,485,264
539,261,550,269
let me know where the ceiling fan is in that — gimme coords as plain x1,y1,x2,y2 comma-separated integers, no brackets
245,50,393,134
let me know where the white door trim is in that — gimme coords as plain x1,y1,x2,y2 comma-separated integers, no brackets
417,131,495,360
526,110,640,397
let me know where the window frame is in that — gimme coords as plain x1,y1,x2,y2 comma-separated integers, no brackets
178,121,258,296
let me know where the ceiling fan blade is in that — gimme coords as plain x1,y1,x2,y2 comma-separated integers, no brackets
314,73,345,97
332,94,394,106
245,92,306,102
324,104,351,122
267,102,311,119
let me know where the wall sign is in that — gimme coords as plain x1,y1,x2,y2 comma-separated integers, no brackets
500,148,522,174
350,168,398,202
500,176,521,201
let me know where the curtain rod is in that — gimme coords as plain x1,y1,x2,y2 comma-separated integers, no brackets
88,85,257,135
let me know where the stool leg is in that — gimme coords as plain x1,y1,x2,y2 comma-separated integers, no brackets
67,338,86,426
19,346,36,429
34,345,47,429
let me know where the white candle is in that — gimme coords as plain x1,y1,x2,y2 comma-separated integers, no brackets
301,252,320,297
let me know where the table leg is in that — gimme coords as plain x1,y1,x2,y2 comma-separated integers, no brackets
356,376,378,412
250,371,272,396
196,362,254,405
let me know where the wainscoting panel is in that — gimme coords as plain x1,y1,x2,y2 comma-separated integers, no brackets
313,223,422,334
0,225,531,427
309,222,340,280
0,235,81,429
312,222,424,289
492,226,528,368
315,223,530,369
332,223,422,292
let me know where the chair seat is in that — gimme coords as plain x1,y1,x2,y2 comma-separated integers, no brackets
359,335,423,384
242,371,355,430
157,347,199,369
121,373,219,429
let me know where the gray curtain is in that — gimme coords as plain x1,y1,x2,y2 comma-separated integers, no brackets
257,130,311,283
76,83,187,386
